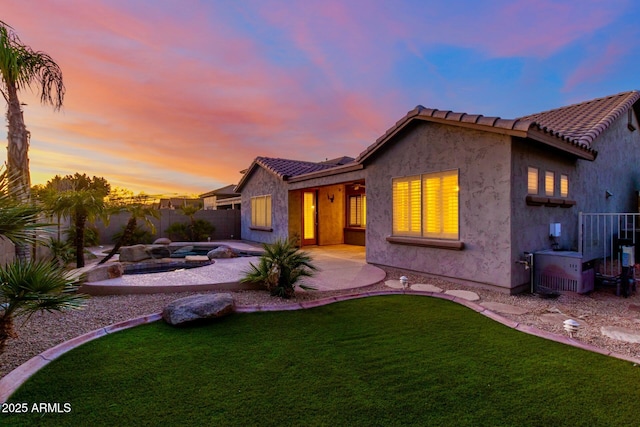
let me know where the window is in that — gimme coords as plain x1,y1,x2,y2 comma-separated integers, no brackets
527,167,538,194
348,195,366,227
251,195,271,228
560,174,569,198
392,170,459,240
545,171,555,196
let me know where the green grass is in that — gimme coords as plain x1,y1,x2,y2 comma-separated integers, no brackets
3,295,640,426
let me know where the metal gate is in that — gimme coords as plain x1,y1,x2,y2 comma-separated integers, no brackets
578,212,639,279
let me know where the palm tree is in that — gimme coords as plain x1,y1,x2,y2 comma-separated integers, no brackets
51,189,107,268
0,260,86,354
99,194,159,264
241,239,317,298
0,20,65,201
0,170,85,355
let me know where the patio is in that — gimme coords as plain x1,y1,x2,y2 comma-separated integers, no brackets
80,243,385,295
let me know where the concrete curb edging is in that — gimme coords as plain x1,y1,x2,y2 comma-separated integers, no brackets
3,290,639,404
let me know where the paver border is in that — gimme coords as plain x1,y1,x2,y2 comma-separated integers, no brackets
2,290,639,404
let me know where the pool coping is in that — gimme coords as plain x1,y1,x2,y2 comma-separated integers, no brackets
2,289,639,404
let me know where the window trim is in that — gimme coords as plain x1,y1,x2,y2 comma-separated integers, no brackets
544,171,555,196
391,169,460,241
527,167,539,195
250,194,272,229
348,194,366,228
560,174,569,198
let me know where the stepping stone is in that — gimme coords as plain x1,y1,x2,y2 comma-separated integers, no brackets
384,280,405,289
411,283,443,293
444,289,480,301
481,301,530,315
601,326,640,343
184,255,210,263
539,313,568,324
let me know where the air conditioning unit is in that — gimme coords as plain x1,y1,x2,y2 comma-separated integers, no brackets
534,250,595,294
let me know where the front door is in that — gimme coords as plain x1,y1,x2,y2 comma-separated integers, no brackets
302,190,317,246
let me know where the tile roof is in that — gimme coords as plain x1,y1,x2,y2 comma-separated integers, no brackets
256,156,340,179
358,90,639,163
235,156,348,191
518,90,640,147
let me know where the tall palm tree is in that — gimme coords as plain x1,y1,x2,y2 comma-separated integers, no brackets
0,20,65,201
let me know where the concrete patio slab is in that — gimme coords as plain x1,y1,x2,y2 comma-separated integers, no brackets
81,243,385,295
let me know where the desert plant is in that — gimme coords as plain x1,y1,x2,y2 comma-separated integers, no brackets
45,238,74,267
166,219,214,242
99,193,159,264
241,239,317,298
0,260,86,354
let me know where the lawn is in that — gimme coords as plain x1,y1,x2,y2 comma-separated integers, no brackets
3,295,640,426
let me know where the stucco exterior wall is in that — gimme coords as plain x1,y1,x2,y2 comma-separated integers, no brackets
510,111,640,289
240,167,289,244
365,121,513,290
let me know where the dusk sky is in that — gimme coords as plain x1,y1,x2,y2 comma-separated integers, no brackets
2,1,639,195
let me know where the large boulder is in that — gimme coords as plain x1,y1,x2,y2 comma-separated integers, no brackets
148,245,171,259
162,293,235,326
153,237,171,245
119,244,150,262
85,263,124,282
207,246,237,259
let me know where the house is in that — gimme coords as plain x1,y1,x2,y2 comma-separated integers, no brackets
236,91,640,293
156,198,202,210
200,185,241,210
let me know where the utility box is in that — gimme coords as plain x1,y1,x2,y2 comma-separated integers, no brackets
534,250,594,294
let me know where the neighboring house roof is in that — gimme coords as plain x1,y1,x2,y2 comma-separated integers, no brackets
320,156,356,166
199,184,240,199
235,156,348,191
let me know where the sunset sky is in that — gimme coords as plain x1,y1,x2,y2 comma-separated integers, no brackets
2,1,639,195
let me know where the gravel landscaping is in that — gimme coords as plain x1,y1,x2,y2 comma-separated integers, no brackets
2,266,640,379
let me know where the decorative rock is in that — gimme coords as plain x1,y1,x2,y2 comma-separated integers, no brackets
118,245,150,262
172,246,195,255
153,238,171,245
148,245,171,259
411,283,443,293
444,289,480,301
207,246,237,259
384,280,404,289
600,326,640,343
162,293,235,326
84,263,124,282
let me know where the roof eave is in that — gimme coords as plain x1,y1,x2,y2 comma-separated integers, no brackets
526,129,597,161
357,113,529,165
287,162,364,183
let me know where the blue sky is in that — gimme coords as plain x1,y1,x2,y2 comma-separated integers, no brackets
2,0,639,194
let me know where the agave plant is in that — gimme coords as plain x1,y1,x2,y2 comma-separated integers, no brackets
0,260,87,354
241,239,317,299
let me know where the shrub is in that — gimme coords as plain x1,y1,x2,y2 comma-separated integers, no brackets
166,220,215,242
112,225,154,246
241,239,317,298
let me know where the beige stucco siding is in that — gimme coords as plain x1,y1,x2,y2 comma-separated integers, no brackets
365,121,513,290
